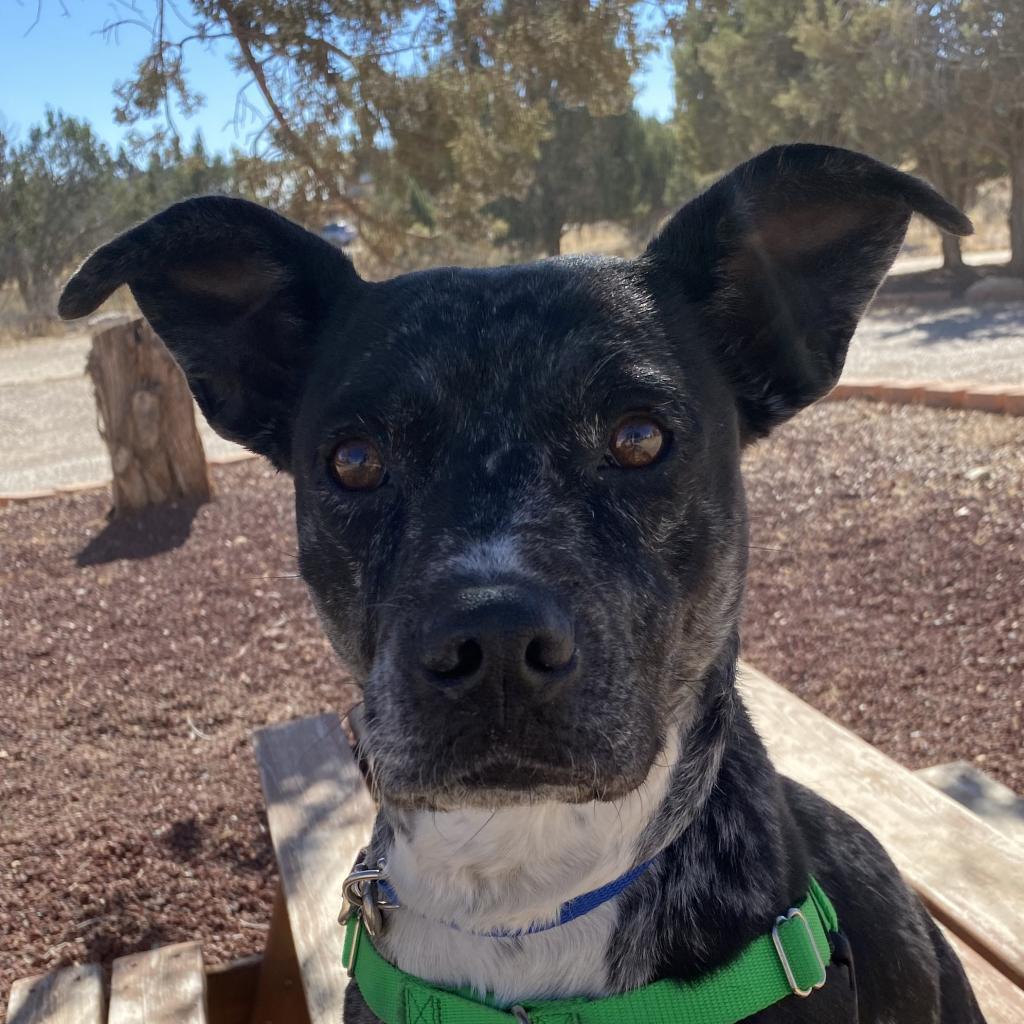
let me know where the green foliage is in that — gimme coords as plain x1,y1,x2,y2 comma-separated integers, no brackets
671,0,1006,269
115,134,235,224
951,0,1024,270
103,0,676,270
488,108,677,256
0,115,277,321
14,0,1024,293
1,111,117,317
673,0,814,177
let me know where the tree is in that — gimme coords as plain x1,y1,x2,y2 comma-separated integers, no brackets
102,0,670,271
0,113,288,324
488,108,677,256
0,129,13,293
790,0,994,271
953,1,1024,274
1,111,117,317
114,133,235,225
634,115,686,237
672,0,817,183
670,0,995,271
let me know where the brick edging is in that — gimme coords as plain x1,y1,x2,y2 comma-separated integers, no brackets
0,450,257,506
827,380,1024,416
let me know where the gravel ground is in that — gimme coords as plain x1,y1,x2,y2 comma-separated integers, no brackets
1,461,344,1014
2,400,1022,1012
0,334,242,493
3,300,1024,493
845,302,1024,385
742,402,1022,791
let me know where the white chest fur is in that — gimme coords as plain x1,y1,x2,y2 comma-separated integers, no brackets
375,726,680,1005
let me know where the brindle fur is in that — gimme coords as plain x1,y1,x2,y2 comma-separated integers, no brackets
60,144,983,1023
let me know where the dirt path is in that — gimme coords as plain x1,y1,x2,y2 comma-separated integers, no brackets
3,302,1023,493
0,334,242,493
845,304,1024,385
889,248,1011,275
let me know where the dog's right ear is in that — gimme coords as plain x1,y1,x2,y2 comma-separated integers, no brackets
642,145,972,439
59,196,363,470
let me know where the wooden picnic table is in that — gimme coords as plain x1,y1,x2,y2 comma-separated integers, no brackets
7,663,1024,1023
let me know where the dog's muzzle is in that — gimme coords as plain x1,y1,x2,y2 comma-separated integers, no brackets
407,583,579,705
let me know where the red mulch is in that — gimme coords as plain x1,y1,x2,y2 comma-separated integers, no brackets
741,400,1022,791
2,400,1021,1011
1,461,354,1012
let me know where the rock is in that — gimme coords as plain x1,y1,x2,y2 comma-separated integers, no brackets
964,276,1024,303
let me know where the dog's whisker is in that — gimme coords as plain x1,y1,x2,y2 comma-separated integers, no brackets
455,810,499,853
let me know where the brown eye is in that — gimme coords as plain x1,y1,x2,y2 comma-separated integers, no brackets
330,438,385,490
607,417,665,468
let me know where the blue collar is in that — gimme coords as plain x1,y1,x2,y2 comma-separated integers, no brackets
377,857,655,937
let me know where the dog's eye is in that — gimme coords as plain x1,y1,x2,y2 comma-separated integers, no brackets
330,439,385,490
607,417,665,468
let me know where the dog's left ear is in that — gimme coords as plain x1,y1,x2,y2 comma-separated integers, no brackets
644,144,972,437
59,196,364,470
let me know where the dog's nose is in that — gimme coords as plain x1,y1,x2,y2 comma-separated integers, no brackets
418,585,577,700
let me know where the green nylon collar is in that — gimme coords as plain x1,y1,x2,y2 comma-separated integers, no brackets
343,877,838,1024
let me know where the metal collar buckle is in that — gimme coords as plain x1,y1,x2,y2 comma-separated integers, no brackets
340,848,400,928
340,848,400,976
771,907,827,997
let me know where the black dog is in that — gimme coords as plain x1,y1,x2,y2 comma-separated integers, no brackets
61,144,984,1023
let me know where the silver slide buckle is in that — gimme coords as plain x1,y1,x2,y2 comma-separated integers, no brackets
771,907,827,997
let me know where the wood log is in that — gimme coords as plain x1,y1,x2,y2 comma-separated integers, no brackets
87,317,212,514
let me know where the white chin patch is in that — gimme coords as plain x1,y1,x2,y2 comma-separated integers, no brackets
377,723,682,1003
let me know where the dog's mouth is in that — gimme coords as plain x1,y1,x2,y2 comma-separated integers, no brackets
381,771,650,813
358,606,663,811
361,722,660,812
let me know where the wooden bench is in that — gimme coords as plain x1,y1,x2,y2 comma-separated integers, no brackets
741,666,1024,993
7,944,208,1024
7,663,1024,1023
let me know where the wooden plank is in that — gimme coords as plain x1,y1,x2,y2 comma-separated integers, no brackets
740,662,1024,989
7,964,105,1024
108,941,207,1024
917,761,1024,848
205,955,261,1024
942,927,1024,1024
247,885,310,1024
253,714,376,1024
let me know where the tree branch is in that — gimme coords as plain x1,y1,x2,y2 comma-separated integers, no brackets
214,1,392,265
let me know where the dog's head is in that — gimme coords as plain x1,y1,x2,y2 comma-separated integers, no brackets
61,145,969,810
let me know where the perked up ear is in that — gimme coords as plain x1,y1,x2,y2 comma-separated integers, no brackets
643,144,972,438
59,196,363,470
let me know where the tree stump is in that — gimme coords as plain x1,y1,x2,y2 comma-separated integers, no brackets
87,317,213,514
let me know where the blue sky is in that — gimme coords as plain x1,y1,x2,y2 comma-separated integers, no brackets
0,2,675,153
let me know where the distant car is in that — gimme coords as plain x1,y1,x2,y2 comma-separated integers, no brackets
321,221,358,248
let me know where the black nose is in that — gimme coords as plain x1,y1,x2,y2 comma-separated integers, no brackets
418,585,577,700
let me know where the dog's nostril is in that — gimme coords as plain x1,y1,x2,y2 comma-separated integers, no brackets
525,634,575,674
430,638,484,680
418,587,578,696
